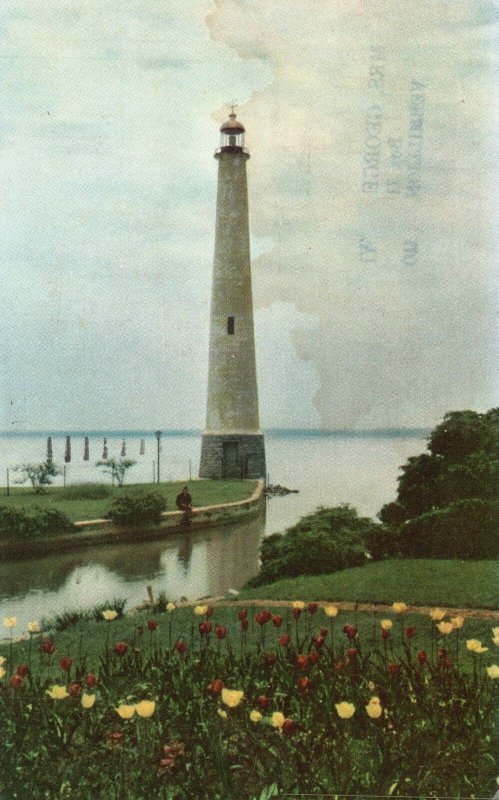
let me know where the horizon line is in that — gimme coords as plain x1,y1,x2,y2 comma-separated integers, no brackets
0,427,431,437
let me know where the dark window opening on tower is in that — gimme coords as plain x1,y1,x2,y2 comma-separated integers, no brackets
229,134,236,146
227,316,235,335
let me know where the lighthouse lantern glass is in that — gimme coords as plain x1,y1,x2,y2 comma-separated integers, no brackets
220,130,245,149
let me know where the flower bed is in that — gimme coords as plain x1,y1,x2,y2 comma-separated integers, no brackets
0,604,497,799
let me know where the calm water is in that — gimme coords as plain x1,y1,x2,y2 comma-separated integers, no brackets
0,430,428,629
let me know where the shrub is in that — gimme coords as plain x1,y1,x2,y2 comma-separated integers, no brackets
57,483,112,500
107,491,166,526
0,505,75,538
246,505,381,587
397,498,499,559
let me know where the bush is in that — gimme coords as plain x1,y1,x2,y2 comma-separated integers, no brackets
0,505,75,538
57,483,112,500
246,505,382,587
107,491,166,526
397,498,499,559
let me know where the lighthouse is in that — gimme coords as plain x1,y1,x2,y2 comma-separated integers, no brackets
199,109,266,480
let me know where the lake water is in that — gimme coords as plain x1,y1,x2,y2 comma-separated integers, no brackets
0,430,428,629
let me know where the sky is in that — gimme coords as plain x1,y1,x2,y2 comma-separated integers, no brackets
0,0,497,432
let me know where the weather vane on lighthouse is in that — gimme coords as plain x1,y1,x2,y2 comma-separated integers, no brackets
199,106,266,479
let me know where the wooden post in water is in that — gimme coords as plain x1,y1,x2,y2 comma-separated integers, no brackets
6,468,10,496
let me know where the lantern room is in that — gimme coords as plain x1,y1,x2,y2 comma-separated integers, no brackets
218,111,246,151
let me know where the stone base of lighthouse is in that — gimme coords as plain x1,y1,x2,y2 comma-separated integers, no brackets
199,433,266,480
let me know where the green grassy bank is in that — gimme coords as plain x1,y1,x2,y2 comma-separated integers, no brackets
240,559,499,609
0,479,258,522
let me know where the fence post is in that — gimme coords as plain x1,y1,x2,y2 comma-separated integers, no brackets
6,468,10,496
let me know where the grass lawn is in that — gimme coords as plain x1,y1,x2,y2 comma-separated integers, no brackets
240,559,499,609
0,479,258,522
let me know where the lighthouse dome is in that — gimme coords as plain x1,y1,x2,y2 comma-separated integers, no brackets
220,112,245,133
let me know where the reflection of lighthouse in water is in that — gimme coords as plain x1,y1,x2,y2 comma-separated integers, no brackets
199,108,266,480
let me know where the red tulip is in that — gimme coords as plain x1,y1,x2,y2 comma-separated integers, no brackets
308,603,318,615
114,641,128,656
272,615,283,628
320,627,328,638
237,609,247,621
387,662,401,677
342,624,357,641
313,635,325,649
417,650,427,665
308,651,320,665
240,618,249,631
278,633,291,648
175,640,187,655
69,682,81,697
257,695,270,710
442,657,453,669
215,625,227,640
334,660,345,673
10,674,23,689
205,607,214,618
295,654,308,670
438,648,448,661
41,640,55,654
292,608,302,620
60,656,73,672
147,619,158,632
282,718,295,736
297,676,310,692
381,629,390,640
255,611,272,626
346,647,358,662
16,664,29,678
405,626,416,639
199,621,212,636
263,653,277,667
208,678,224,695
86,673,98,687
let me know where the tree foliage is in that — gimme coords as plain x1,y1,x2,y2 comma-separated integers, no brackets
12,460,61,493
95,458,136,487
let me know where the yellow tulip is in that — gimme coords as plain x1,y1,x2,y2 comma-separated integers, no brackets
366,701,382,719
292,601,305,610
81,693,96,709
0,668,6,679
436,621,453,636
392,603,407,614
493,634,499,647
430,608,446,621
135,700,155,718
217,708,228,720
102,609,118,621
492,627,499,638
194,605,208,616
27,621,40,633
486,665,499,679
46,685,69,700
335,701,355,719
221,688,244,708
249,709,262,723
271,711,285,729
0,656,6,666
450,616,464,630
166,602,176,612
3,617,17,629
324,605,338,618
466,639,488,654
380,619,393,631
116,704,136,719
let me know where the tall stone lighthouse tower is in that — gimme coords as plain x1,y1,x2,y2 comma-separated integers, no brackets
199,109,266,480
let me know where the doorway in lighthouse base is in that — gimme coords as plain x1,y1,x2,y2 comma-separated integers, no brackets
222,441,239,478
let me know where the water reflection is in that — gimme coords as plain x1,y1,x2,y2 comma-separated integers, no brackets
0,511,264,630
